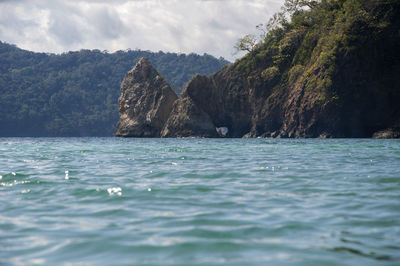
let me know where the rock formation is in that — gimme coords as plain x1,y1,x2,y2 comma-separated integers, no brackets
115,58,178,137
372,127,400,139
160,97,217,138
117,1,400,138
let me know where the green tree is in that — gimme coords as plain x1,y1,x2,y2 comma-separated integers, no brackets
234,34,258,53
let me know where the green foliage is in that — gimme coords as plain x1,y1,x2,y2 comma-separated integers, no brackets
261,66,280,82
234,34,258,53
288,64,304,83
0,43,230,136
233,0,400,113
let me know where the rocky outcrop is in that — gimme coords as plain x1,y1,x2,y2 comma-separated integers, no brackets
161,75,217,137
117,1,400,139
158,0,400,139
372,127,400,139
116,58,178,137
117,52,399,139
160,97,217,138
160,72,250,138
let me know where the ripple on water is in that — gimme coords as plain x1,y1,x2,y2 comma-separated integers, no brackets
328,246,393,261
0,138,399,265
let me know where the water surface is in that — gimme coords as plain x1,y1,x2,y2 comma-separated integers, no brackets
1,138,399,265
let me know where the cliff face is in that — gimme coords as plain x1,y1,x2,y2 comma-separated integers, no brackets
116,58,178,137
160,0,400,138
248,0,400,138
160,96,218,138
117,0,400,138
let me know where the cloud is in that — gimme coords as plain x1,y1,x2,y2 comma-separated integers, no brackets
48,8,84,46
0,0,283,61
90,7,126,39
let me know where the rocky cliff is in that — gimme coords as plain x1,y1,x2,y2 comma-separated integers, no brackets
117,0,400,138
116,58,178,137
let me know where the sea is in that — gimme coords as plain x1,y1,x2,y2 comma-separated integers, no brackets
1,138,399,266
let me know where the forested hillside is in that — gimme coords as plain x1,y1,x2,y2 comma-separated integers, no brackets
128,0,400,138
231,0,400,137
0,42,229,136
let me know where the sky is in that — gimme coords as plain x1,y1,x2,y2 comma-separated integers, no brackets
0,0,284,61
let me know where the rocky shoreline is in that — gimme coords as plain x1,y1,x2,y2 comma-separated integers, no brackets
116,58,399,138
116,0,400,139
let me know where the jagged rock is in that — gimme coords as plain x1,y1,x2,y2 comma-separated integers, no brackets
116,58,178,137
160,97,217,137
173,71,252,137
372,127,400,138
160,76,218,137
160,71,250,138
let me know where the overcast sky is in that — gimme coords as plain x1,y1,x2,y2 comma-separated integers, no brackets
0,0,284,61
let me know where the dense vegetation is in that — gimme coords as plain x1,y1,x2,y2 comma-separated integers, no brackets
0,42,229,136
232,0,400,136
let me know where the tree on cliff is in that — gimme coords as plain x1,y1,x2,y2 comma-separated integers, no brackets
234,34,258,53
234,0,319,53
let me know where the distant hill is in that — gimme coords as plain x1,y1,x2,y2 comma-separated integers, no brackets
0,42,230,136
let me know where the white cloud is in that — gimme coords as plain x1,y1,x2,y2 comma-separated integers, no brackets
0,0,283,61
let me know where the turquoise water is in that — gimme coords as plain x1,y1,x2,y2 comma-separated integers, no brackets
1,138,399,265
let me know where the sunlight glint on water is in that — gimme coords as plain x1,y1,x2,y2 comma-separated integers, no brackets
0,138,399,265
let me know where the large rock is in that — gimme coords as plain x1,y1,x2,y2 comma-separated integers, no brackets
159,71,252,138
183,72,252,137
161,78,218,137
160,97,217,137
116,58,178,137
